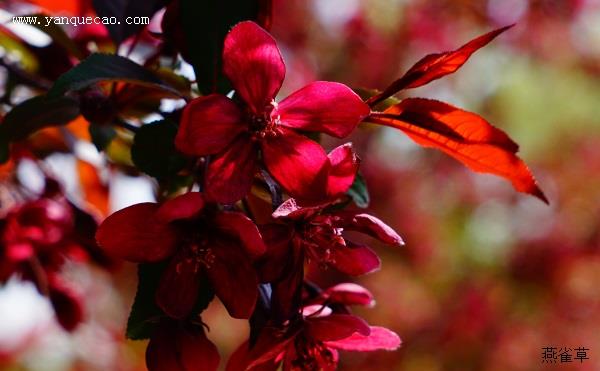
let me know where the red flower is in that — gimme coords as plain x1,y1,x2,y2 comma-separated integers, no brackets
95,192,266,319
0,193,87,331
226,284,400,371
175,21,370,203
146,319,220,371
259,198,403,319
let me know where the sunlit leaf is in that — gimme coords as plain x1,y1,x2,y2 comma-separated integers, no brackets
370,98,547,202
367,25,512,106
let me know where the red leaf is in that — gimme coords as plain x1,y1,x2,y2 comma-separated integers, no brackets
370,98,547,203
367,25,512,106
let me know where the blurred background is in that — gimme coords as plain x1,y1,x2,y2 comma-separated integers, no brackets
1,0,600,370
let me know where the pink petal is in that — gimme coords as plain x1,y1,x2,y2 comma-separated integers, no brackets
326,143,359,198
328,243,381,276
175,94,245,156
214,211,266,259
321,283,374,307
155,192,205,223
261,128,329,201
306,314,370,342
205,135,259,204
146,321,220,371
95,203,178,263
271,198,324,221
333,212,404,246
205,239,258,319
223,21,285,114
277,81,370,138
325,326,401,352
155,254,203,319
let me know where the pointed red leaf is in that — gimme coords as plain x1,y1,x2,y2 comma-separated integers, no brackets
370,98,547,202
367,25,512,106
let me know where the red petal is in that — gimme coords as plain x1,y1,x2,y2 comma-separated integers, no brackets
328,243,381,276
325,326,401,352
306,314,370,342
226,341,280,371
205,135,259,204
370,98,547,202
155,192,205,223
95,203,178,263
277,81,369,138
205,238,258,319
261,128,329,201
245,327,298,370
270,237,304,321
146,321,220,371
223,21,285,114
155,254,203,319
368,25,512,106
271,198,324,221
214,211,266,259
175,95,245,156
320,283,375,307
332,212,403,245
326,143,359,198
48,279,83,332
256,223,294,283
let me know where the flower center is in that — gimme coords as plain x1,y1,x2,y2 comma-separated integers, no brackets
249,100,281,140
301,223,345,268
177,231,216,273
291,337,336,371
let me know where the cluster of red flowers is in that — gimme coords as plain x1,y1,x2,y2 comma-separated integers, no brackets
97,22,403,370
92,21,544,371
0,178,108,332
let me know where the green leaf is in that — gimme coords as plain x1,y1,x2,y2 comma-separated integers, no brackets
47,53,181,98
0,95,80,163
131,120,185,179
2,95,80,140
88,123,117,152
126,262,215,340
179,0,264,95
126,262,167,340
354,88,400,111
347,173,370,208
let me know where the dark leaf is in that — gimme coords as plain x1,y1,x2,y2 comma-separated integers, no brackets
127,262,167,340
127,262,215,340
347,172,370,208
131,120,185,178
91,0,166,45
0,95,80,162
88,123,116,151
2,95,80,140
47,53,181,98
179,0,266,94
